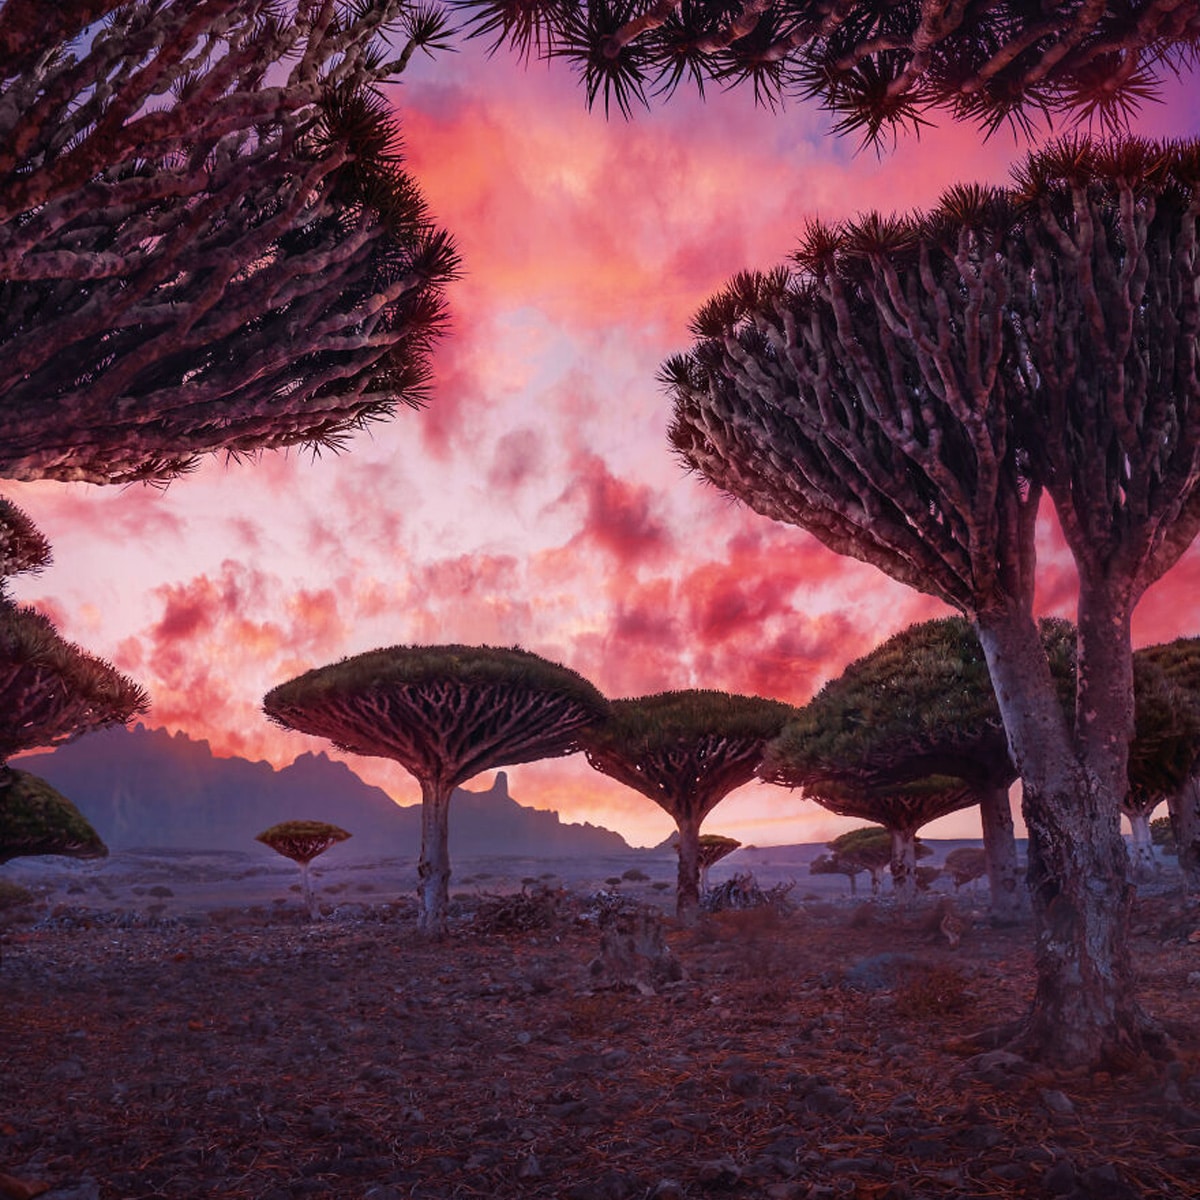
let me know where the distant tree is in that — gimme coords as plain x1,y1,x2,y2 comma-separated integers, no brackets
579,690,795,922
1122,657,1200,878
824,826,932,898
761,615,1075,919
944,847,989,892
667,137,1200,1066
0,0,457,485
256,820,351,920
766,767,970,904
1151,816,1177,855
263,645,607,935
1136,638,1200,891
456,0,1200,142
0,768,106,865
809,851,864,896
695,833,741,893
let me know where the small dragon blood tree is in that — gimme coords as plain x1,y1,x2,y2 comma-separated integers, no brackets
0,768,106,865
695,834,741,894
256,821,351,920
580,690,796,922
264,644,608,936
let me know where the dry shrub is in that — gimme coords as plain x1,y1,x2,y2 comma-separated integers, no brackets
893,963,973,1019
0,879,34,911
472,884,564,935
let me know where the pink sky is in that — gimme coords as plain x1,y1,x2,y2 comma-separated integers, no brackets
9,44,1200,848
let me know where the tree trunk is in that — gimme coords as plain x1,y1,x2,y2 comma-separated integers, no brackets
978,783,1026,922
868,867,883,898
847,871,858,897
418,778,453,937
1169,774,1200,894
976,601,1153,1068
299,859,318,921
1125,809,1157,880
889,827,917,905
675,813,702,925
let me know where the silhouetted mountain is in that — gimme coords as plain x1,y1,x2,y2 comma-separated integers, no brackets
19,724,631,857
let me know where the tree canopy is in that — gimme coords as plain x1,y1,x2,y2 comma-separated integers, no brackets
264,644,608,934
0,602,149,764
0,767,106,865
256,820,352,866
0,498,50,579
580,689,795,918
665,136,1200,1066
0,0,458,484
257,819,351,920
454,0,1200,143
264,644,607,785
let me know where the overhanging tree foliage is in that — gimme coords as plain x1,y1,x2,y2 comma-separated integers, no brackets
666,136,1200,1068
579,689,795,921
455,0,1200,141
256,819,351,920
263,644,607,935
0,0,458,484
0,500,149,766
0,602,151,764
0,767,106,865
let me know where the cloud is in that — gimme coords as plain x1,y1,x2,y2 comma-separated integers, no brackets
487,428,546,496
556,449,674,569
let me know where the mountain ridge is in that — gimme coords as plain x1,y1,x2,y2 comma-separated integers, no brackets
19,724,632,857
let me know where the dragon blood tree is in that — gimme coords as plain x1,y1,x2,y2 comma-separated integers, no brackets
256,820,351,920
580,690,795,922
667,137,1200,1067
765,760,973,904
0,502,149,784
263,645,607,935
762,616,1074,920
1136,638,1200,891
1122,655,1200,879
823,825,929,898
0,0,457,485
695,834,741,894
0,768,106,865
455,0,1200,144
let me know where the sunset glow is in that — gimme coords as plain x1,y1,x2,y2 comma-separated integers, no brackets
9,44,1200,848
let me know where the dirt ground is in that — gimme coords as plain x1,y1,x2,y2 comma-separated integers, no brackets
1,863,1199,1200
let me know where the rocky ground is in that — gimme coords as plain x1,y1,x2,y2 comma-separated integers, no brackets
1,871,1199,1200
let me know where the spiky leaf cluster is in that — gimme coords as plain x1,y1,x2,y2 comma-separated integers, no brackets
581,689,797,820
263,644,608,786
453,0,1200,143
256,819,351,865
0,602,149,763
668,137,1200,622
0,0,458,484
0,498,51,580
0,767,106,864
